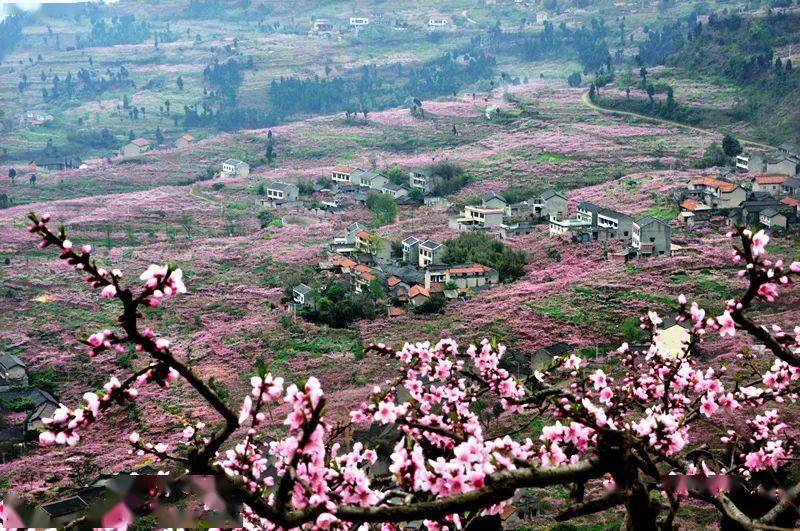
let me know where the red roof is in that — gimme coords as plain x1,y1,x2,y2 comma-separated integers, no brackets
680,199,710,212
447,264,490,275
409,285,430,298
354,264,372,274
781,197,799,208
356,230,372,239
754,174,788,185
332,165,355,174
331,255,357,268
388,306,407,317
387,276,401,287
692,177,738,193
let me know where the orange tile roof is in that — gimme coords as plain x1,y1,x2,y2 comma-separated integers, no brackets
332,165,354,174
500,506,517,520
179,134,195,142
448,264,490,275
428,283,445,293
409,285,430,298
754,174,788,185
388,306,407,317
692,177,737,193
356,230,372,239
355,264,372,274
131,138,150,147
361,272,375,282
680,199,710,212
332,255,357,268
781,197,799,208
387,276,401,287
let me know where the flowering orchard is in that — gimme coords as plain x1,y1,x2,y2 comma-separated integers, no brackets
19,212,800,530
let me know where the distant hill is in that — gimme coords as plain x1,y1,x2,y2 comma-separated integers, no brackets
655,10,800,145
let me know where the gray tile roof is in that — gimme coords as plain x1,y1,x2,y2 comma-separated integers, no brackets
538,342,573,356
540,189,565,201
294,284,313,295
0,353,25,371
41,496,88,518
577,201,601,212
635,216,665,228
598,207,631,220
420,240,443,250
268,182,297,192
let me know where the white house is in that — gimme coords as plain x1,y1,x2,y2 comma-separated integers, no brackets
331,165,362,185
222,159,250,177
428,16,449,28
358,171,388,190
121,138,151,157
419,240,446,267
313,19,335,32
266,182,299,204
350,17,369,27
292,284,314,306
548,216,591,236
381,183,409,199
454,205,504,231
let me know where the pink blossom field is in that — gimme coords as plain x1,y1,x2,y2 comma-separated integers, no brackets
0,77,788,508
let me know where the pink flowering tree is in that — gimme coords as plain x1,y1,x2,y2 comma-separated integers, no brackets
20,212,800,530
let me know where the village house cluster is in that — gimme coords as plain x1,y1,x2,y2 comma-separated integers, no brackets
677,144,800,232
449,189,566,238
549,201,672,258
308,12,454,36
291,219,500,318
0,353,60,452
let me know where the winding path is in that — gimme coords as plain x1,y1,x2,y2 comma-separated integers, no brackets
580,91,775,150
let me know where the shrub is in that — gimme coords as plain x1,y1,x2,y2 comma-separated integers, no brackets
443,232,527,282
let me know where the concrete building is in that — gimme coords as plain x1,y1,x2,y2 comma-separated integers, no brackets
221,159,250,177
331,165,362,185
409,167,434,194
175,134,195,148
632,216,671,257
402,236,421,265
419,240,446,267
121,138,151,157
266,182,299,204
454,205,505,231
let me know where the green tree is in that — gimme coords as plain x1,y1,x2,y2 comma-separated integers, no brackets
722,134,743,158
443,232,527,282
366,193,397,227
385,166,407,186
694,142,729,169
155,126,164,145
257,209,275,228
567,72,582,87
664,86,676,118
